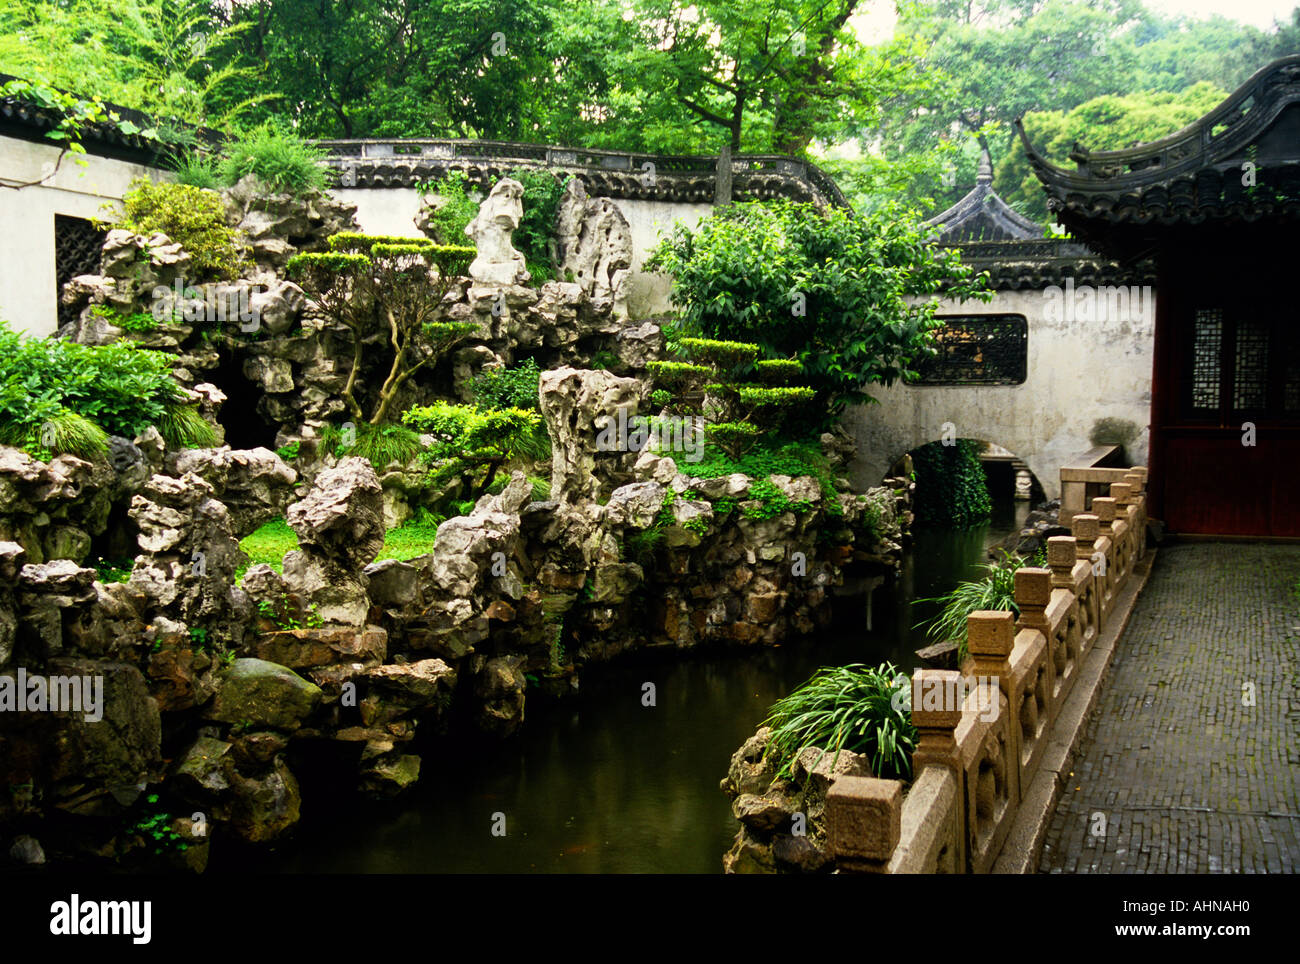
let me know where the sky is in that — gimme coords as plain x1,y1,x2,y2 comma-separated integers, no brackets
853,0,1299,41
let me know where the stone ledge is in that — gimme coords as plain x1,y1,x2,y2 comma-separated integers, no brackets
991,547,1157,873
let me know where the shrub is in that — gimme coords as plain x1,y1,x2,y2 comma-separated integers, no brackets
470,358,541,411
762,662,918,781
121,179,246,280
418,171,480,246
218,124,331,197
403,401,546,498
648,199,989,424
0,320,215,458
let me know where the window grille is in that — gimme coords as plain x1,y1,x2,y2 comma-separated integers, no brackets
916,315,1027,385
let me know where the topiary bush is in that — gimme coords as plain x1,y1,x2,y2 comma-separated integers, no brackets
121,178,247,280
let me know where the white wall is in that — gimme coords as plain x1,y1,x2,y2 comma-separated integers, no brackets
841,287,1155,499
0,134,164,337
335,186,710,318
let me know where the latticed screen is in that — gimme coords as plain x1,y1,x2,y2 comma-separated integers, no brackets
916,315,1028,385
1232,319,1270,410
54,214,107,328
1188,308,1223,412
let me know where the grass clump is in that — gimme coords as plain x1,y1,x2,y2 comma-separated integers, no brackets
762,662,918,781
915,549,1027,663
218,123,331,196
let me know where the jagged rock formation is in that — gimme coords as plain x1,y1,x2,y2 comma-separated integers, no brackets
555,178,634,320
466,177,530,285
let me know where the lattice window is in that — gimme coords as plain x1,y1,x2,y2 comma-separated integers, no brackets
916,315,1027,385
54,214,106,328
1232,318,1270,410
1188,308,1222,412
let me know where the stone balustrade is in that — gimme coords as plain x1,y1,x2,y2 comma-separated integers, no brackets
825,463,1150,873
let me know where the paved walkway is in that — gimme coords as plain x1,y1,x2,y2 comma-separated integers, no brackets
1039,541,1300,873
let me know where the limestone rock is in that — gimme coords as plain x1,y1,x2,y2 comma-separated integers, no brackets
206,658,322,731
466,178,529,285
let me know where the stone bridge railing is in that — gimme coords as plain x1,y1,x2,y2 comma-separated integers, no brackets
826,465,1149,873
314,138,849,208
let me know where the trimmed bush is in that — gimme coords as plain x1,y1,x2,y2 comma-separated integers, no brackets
121,179,247,280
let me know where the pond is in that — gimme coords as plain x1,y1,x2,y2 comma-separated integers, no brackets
221,502,1027,874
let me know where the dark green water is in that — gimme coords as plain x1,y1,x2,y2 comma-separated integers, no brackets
226,505,1025,874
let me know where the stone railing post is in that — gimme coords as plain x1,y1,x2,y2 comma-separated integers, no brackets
1013,568,1052,636
968,610,1014,681
1014,568,1058,718
1071,513,1100,566
1046,535,1078,590
911,669,963,773
826,776,902,873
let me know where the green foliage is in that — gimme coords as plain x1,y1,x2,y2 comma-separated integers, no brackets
677,337,759,368
645,361,712,386
403,401,547,498
91,303,158,333
275,441,299,462
218,123,331,196
673,438,839,518
753,359,803,383
345,423,424,470
911,439,992,528
704,421,761,460
733,386,817,407
239,517,443,578
126,795,188,856
649,200,987,423
418,171,480,245
763,663,919,782
498,169,566,277
916,550,1023,663
121,179,246,281
167,148,221,190
285,251,373,277
471,358,542,411
0,320,212,459
650,389,672,409
91,555,134,584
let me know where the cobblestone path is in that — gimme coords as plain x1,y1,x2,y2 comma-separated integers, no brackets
1039,541,1300,873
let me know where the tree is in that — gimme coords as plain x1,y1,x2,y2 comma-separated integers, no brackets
647,200,989,424
998,82,1229,222
286,234,477,434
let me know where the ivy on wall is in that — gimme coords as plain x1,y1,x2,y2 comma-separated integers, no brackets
910,438,992,528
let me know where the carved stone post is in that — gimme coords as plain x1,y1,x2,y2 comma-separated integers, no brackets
1014,568,1052,636
1046,535,1078,590
968,610,1014,681
911,669,963,773
1071,514,1100,564
826,776,902,873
